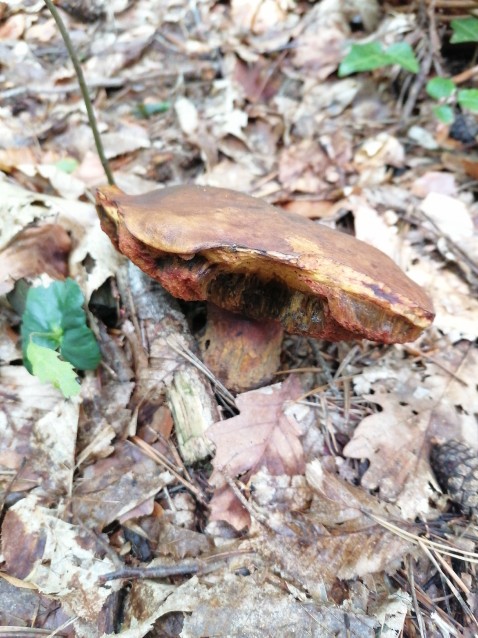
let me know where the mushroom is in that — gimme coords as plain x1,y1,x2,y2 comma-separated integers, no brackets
96,184,434,387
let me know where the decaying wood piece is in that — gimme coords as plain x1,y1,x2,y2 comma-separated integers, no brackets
117,263,218,463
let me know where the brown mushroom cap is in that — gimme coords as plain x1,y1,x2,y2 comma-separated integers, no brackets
96,184,434,344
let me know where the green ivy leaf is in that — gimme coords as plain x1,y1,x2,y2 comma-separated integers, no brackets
426,77,456,100
432,104,454,124
22,278,101,372
27,342,81,397
451,17,478,43
338,42,389,76
458,89,478,112
385,42,419,73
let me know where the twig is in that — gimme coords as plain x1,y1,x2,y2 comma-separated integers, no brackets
130,436,208,505
167,335,236,409
418,539,478,627
100,561,204,582
100,549,252,583
43,0,115,186
453,64,478,85
369,513,478,563
407,555,427,638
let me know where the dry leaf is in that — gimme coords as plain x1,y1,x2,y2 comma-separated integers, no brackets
421,193,474,244
407,259,478,343
281,199,337,219
278,140,329,193
0,223,72,295
344,343,478,517
0,365,79,497
72,440,174,529
411,171,457,198
101,123,151,159
349,196,403,263
0,577,74,636
2,494,121,625
246,461,413,597
292,0,350,79
158,574,379,637
207,377,305,529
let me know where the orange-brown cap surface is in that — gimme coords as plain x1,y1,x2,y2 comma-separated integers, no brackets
96,184,434,343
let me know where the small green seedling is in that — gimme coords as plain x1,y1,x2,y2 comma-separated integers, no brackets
22,278,101,397
426,17,478,123
450,16,478,43
340,17,478,124
338,41,419,77
134,101,171,118
426,77,478,124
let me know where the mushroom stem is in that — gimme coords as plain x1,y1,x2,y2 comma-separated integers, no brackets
200,304,284,393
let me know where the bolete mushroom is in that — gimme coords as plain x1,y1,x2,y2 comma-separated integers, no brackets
96,184,434,350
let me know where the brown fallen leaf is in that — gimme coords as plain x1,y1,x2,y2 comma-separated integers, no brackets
0,577,75,636
248,460,414,599
2,493,122,630
281,199,337,219
292,2,350,80
157,573,380,637
344,342,478,518
278,139,329,193
72,440,174,529
207,376,305,529
0,223,72,295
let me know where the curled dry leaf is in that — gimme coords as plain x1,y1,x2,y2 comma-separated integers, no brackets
0,223,72,295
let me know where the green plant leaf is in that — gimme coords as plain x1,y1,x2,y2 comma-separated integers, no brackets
338,42,389,76
134,101,171,118
426,77,456,100
61,325,102,370
458,88,478,112
432,104,454,124
22,278,101,372
55,157,79,173
451,17,478,43
27,342,81,397
385,42,419,73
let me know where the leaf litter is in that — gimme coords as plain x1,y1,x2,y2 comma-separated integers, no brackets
0,0,478,636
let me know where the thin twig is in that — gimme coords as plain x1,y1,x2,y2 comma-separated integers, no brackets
130,436,207,505
418,540,478,627
167,335,236,409
369,513,478,563
100,549,252,582
43,0,115,186
407,555,427,638
100,561,203,582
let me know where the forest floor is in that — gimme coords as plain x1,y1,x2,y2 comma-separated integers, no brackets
1,1,478,636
